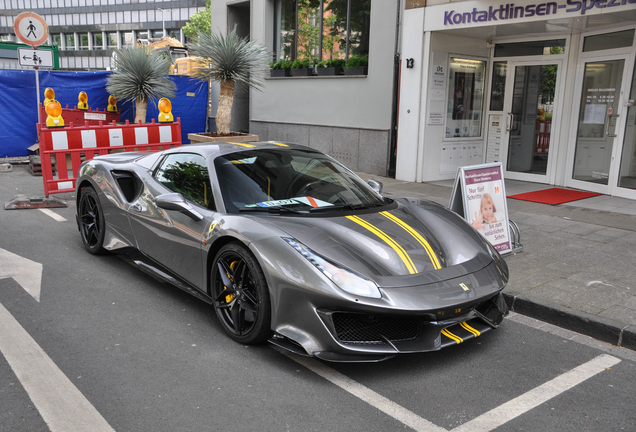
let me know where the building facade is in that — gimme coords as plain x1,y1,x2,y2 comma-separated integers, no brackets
397,0,636,201
209,0,636,200
3,0,635,200
0,0,207,70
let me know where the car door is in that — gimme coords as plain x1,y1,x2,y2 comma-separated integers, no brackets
128,152,216,291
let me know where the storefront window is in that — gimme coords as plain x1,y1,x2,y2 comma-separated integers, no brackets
489,61,507,112
446,58,486,138
273,0,370,63
583,30,634,52
494,40,565,57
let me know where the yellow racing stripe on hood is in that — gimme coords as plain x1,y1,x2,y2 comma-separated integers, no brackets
346,215,418,274
380,211,441,270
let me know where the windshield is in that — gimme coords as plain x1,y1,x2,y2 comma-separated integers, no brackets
214,148,385,214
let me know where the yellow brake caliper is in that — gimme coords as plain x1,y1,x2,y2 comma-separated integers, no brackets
224,261,239,306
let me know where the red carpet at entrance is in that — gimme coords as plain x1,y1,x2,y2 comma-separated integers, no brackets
508,188,602,205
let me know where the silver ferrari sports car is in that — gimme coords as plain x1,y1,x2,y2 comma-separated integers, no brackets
75,142,509,362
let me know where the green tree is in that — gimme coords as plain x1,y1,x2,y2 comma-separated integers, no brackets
188,28,270,135
106,47,176,124
183,0,211,40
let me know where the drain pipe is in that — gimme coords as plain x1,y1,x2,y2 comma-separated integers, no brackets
387,0,403,178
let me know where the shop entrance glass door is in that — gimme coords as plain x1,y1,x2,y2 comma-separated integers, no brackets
571,59,625,188
504,62,560,182
616,61,636,197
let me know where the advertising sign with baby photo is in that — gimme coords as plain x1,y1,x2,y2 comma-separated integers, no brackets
449,163,512,254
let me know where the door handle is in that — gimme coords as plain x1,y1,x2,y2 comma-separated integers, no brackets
130,203,142,212
606,113,620,137
506,113,514,132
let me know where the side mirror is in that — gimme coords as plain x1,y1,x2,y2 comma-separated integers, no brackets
156,193,204,221
367,178,383,194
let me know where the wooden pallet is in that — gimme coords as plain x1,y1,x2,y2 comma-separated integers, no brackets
29,155,56,176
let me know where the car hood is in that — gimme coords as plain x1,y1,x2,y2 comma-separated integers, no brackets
263,199,495,288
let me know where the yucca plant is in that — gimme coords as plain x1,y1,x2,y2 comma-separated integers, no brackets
189,28,270,135
106,47,176,124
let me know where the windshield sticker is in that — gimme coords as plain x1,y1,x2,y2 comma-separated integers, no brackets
256,199,299,207
293,196,333,208
253,197,334,208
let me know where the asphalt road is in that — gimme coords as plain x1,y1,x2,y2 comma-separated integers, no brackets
1,166,635,432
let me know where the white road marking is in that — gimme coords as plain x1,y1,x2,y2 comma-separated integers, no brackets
277,348,447,432
0,248,42,302
451,354,621,432
39,208,67,222
276,347,620,432
0,302,115,432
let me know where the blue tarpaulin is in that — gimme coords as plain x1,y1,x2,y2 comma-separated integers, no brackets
0,70,208,157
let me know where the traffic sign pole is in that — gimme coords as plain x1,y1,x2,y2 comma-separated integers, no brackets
14,12,49,141
35,48,40,126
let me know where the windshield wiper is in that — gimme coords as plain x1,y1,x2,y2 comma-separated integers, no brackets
239,206,307,214
308,202,385,212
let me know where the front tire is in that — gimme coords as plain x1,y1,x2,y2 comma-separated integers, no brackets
78,186,106,255
211,243,272,344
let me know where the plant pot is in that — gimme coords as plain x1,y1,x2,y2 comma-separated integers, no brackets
316,66,342,76
291,68,313,77
344,65,368,76
270,68,291,77
187,133,260,144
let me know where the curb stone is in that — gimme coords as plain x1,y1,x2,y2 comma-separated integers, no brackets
622,326,636,351
502,292,627,348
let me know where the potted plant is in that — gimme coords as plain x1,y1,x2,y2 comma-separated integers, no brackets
269,60,292,77
345,54,368,76
290,58,313,76
316,59,344,76
187,27,269,141
106,46,176,123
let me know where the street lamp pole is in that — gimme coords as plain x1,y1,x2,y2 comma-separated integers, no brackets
157,8,170,37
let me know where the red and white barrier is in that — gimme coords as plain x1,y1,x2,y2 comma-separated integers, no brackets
39,103,121,127
38,118,182,197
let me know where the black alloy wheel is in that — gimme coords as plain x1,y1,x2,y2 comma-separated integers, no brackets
78,186,106,254
211,243,272,344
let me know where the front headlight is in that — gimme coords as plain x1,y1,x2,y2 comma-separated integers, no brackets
284,238,382,299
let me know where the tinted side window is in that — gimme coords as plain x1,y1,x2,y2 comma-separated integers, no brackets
155,153,214,210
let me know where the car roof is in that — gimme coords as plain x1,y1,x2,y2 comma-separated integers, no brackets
172,141,320,159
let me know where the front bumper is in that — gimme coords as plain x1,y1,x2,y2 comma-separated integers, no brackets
269,292,509,362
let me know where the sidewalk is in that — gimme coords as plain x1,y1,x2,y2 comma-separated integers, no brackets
357,172,636,352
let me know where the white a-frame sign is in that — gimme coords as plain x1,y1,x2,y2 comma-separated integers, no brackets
449,163,514,254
